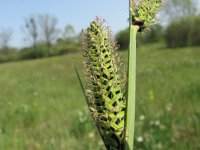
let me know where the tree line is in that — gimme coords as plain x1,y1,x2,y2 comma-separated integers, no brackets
0,0,199,62
0,13,81,62
0,14,78,55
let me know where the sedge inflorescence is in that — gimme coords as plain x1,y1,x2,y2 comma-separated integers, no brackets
131,0,162,32
81,18,126,150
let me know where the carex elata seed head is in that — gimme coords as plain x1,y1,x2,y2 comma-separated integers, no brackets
82,18,126,150
131,0,163,32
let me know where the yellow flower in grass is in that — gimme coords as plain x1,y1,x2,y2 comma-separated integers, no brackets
148,90,155,101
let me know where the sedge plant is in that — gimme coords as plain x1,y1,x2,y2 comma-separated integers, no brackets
125,0,162,149
76,0,162,149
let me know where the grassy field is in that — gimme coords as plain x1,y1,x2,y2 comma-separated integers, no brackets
0,44,200,150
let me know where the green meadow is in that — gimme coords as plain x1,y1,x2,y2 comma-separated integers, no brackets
0,44,200,150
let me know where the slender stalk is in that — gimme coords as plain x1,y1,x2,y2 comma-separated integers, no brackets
124,0,139,149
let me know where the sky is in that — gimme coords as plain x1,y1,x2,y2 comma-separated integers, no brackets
0,0,129,48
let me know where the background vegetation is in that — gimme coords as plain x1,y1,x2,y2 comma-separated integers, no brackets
0,0,200,149
165,16,200,47
0,44,200,149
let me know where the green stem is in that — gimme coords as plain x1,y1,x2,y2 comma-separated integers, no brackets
124,0,138,149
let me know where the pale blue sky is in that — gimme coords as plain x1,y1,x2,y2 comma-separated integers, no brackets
0,0,128,47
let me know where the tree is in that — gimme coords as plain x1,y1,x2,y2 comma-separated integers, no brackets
23,16,38,50
0,28,12,49
115,28,129,50
161,0,198,22
63,24,75,39
38,14,60,55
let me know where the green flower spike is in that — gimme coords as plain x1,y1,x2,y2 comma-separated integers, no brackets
80,18,126,150
131,0,163,32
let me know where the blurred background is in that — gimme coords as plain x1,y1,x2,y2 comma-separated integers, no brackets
0,0,200,149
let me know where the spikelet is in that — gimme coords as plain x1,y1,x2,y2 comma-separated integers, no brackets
81,18,126,150
131,0,163,32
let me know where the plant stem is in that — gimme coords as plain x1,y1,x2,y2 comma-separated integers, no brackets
124,0,138,149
